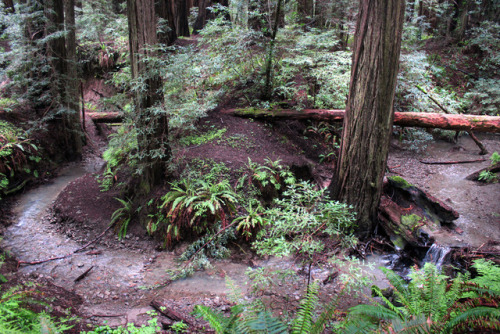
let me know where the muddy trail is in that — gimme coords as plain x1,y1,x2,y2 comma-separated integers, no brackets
1,113,499,329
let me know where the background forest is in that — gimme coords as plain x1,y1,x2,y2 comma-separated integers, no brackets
0,0,499,333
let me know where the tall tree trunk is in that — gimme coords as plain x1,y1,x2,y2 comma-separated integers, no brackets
192,0,208,34
47,0,82,160
127,0,170,191
262,0,283,101
329,0,406,236
156,0,177,45
175,0,190,37
63,0,83,155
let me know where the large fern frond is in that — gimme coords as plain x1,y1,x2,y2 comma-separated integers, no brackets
193,305,227,334
291,282,319,334
441,306,500,334
239,311,288,334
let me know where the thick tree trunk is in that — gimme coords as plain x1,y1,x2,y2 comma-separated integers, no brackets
175,0,190,37
156,0,177,45
47,0,82,160
329,0,406,236
192,0,208,34
128,0,170,190
221,109,500,133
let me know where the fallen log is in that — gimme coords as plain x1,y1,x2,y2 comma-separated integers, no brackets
87,112,122,123
466,162,500,181
221,108,500,133
378,176,459,249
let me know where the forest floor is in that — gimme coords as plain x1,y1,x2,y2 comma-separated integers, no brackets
1,103,499,332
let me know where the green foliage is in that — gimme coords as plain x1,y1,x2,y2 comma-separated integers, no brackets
0,284,75,333
237,158,296,205
83,312,160,333
253,181,357,258
110,198,135,240
148,161,237,247
0,121,40,200
478,152,499,183
179,128,227,146
345,262,500,333
171,321,189,333
98,125,138,192
234,200,268,240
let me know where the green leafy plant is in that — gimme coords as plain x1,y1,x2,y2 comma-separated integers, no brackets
345,262,500,333
234,200,268,240
0,121,40,200
110,198,135,240
171,320,189,333
149,162,238,247
83,311,160,333
253,181,357,258
0,284,75,333
237,158,296,205
478,152,499,183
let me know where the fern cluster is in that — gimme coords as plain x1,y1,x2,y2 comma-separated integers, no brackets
345,262,500,333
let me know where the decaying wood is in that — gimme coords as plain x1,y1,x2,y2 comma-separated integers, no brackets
150,300,196,327
420,158,486,165
87,112,122,123
378,176,459,248
466,162,500,181
222,108,500,133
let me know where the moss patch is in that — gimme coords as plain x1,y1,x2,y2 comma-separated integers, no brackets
401,214,422,232
388,175,414,190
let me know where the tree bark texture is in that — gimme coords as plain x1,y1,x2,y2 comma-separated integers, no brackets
156,0,177,45
127,0,170,189
175,0,190,37
47,0,82,160
329,0,406,235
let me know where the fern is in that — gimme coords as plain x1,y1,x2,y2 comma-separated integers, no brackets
290,282,319,334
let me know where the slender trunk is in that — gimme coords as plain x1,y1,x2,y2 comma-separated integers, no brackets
329,0,406,236
262,0,283,101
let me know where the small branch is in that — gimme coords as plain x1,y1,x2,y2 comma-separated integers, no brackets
419,159,486,165
18,254,71,268
468,132,488,155
74,266,94,282
74,224,114,253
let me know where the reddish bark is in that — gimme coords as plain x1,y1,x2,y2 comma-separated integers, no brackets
221,109,500,133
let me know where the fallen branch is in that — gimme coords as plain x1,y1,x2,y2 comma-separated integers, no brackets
18,254,71,268
419,158,486,165
74,224,113,253
150,300,196,326
466,162,500,181
18,224,113,267
74,266,94,282
222,108,500,133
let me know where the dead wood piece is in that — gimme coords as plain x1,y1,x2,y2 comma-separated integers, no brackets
419,158,486,165
468,132,488,155
466,162,500,181
150,300,196,327
74,266,94,282
222,108,500,133
87,111,122,123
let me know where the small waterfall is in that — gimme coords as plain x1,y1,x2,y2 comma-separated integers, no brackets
422,244,451,270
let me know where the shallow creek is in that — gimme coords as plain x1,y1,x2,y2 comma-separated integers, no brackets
2,134,499,326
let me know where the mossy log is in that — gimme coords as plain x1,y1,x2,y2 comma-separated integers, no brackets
466,162,500,181
87,112,122,123
222,108,500,133
378,176,459,248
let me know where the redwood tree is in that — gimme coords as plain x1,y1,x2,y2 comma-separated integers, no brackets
329,0,406,236
127,0,170,191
